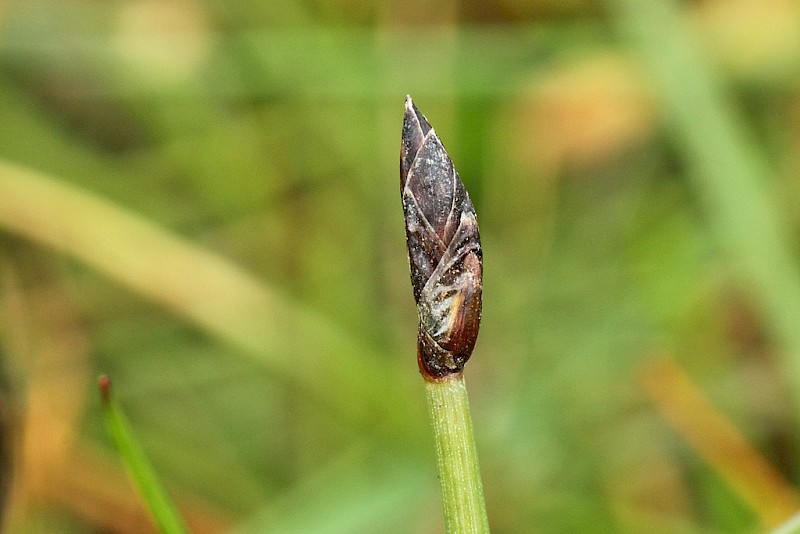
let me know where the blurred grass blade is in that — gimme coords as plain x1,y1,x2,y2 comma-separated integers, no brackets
641,358,800,528
0,364,10,528
99,375,189,534
233,445,429,534
0,160,417,437
609,0,800,387
772,512,800,534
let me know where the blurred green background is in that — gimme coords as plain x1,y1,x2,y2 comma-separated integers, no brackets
2,0,800,532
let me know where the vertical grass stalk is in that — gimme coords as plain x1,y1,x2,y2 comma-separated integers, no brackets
425,375,489,533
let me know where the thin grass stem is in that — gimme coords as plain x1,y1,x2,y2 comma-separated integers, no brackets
424,374,489,533
99,375,189,534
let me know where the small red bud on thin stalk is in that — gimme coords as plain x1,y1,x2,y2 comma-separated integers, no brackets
97,374,189,534
400,96,483,380
98,374,112,403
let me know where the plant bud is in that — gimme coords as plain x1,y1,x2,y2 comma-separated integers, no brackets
400,96,482,379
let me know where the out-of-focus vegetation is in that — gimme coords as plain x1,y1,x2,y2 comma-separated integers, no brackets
2,0,800,532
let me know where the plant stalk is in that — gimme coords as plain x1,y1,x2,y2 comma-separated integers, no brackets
424,374,489,533
99,376,189,534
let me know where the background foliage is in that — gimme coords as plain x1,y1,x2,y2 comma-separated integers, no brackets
2,0,800,532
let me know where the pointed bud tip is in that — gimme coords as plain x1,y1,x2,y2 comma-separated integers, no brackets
404,96,413,115
405,95,419,115
403,95,420,127
403,96,431,133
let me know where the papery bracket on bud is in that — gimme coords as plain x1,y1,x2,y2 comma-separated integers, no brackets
400,96,483,379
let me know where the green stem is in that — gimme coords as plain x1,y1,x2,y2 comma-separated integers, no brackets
424,374,489,533
99,376,189,534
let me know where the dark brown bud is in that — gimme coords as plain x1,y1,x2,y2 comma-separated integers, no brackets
400,96,483,379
